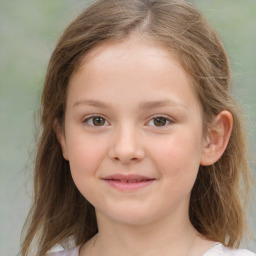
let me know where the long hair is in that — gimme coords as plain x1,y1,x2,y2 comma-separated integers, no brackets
21,0,252,255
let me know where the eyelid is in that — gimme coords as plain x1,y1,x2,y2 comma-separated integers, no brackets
81,114,174,127
146,114,174,127
82,114,110,127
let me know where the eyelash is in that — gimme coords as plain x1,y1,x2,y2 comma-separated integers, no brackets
146,115,173,127
83,115,110,127
82,115,173,127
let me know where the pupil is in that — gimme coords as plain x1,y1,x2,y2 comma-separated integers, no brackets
93,117,105,126
154,117,166,126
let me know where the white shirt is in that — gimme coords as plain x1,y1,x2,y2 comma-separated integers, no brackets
47,243,255,256
204,243,255,256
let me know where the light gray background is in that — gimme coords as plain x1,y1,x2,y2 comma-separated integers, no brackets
0,0,255,255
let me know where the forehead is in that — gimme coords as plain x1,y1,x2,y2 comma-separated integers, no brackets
67,37,200,111
73,37,181,75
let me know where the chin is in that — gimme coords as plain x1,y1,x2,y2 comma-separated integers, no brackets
98,205,162,227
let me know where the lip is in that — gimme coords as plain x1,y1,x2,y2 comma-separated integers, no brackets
102,174,155,192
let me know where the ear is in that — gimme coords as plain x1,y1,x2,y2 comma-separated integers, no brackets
54,119,69,161
200,110,233,166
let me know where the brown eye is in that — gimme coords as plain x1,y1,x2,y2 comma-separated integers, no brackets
92,117,105,126
84,116,108,126
147,116,172,127
153,117,167,126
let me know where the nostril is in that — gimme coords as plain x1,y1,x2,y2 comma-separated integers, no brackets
112,156,141,163
108,142,145,163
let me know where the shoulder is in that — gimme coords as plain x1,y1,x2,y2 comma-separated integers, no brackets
46,246,80,256
204,243,256,256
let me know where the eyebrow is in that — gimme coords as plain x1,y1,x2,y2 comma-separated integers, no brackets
72,99,184,109
73,99,110,108
139,99,184,109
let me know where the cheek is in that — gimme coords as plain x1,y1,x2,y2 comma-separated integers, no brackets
67,134,107,178
66,135,108,202
149,131,202,180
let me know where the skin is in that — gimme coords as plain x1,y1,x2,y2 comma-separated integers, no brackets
57,37,233,256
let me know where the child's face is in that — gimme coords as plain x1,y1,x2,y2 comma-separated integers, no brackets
59,38,207,226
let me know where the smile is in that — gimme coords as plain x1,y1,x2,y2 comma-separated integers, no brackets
113,179,150,183
102,174,155,191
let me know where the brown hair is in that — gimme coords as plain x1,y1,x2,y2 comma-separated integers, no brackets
21,0,252,255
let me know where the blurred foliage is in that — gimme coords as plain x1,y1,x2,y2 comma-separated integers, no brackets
194,1,256,155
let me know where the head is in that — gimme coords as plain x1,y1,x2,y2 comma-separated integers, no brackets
22,0,251,255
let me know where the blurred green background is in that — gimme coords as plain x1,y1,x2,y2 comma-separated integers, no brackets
0,0,255,255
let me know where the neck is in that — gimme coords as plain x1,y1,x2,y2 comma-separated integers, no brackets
88,211,199,256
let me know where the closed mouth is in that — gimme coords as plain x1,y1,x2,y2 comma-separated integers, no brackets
104,178,154,183
102,174,155,191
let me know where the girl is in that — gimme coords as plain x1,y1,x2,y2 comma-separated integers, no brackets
21,0,255,255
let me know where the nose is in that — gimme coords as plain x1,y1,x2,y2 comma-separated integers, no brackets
108,125,145,164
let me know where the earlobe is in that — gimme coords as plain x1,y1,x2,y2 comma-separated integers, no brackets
200,110,233,166
54,120,69,161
